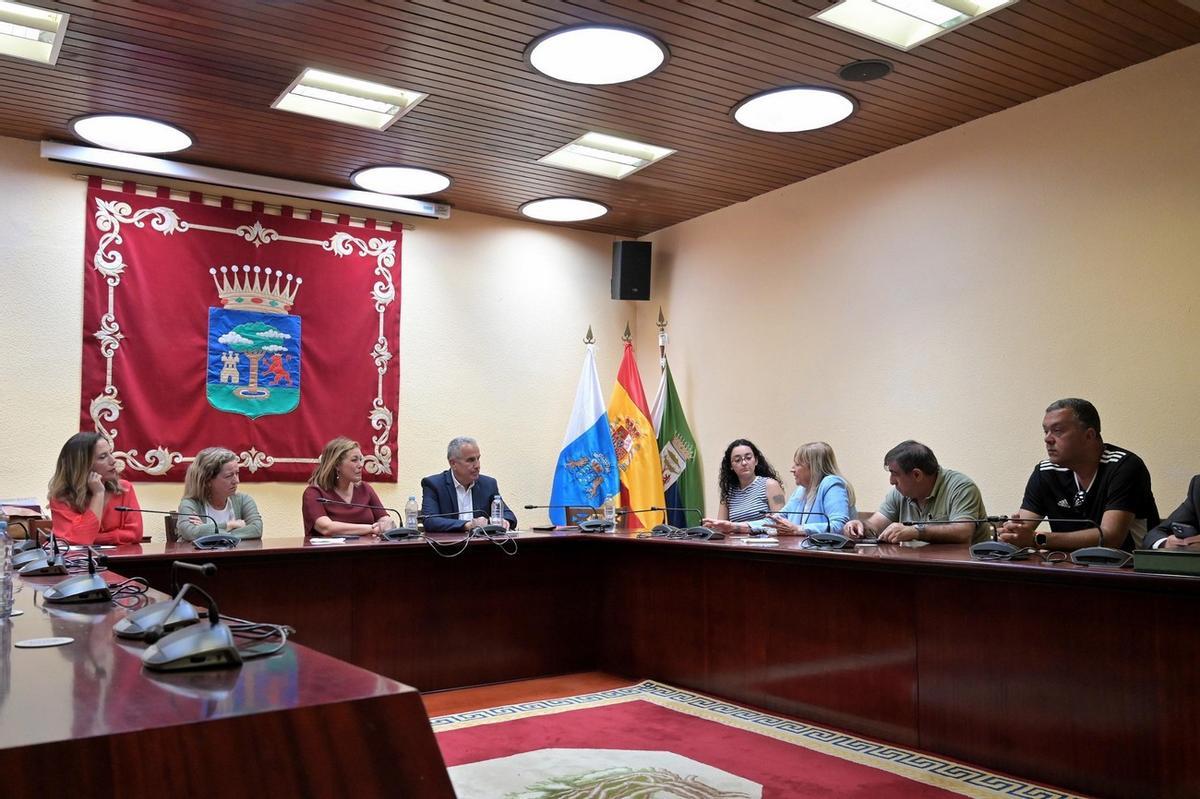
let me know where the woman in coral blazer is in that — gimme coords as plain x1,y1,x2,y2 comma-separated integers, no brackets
48,432,142,546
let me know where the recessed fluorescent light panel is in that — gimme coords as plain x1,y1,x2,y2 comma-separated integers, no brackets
0,0,68,65
733,87,856,133
272,68,427,130
813,0,1017,51
527,24,667,85
70,115,193,153
539,132,674,180
351,166,451,196
520,198,609,223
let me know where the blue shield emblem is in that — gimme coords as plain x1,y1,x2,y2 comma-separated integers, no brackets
206,307,301,419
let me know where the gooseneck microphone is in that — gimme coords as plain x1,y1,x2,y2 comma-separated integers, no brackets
114,560,216,640
17,529,68,576
118,506,236,549
524,504,614,533
316,497,417,540
141,581,242,672
623,507,720,540
989,514,1132,567
43,545,113,603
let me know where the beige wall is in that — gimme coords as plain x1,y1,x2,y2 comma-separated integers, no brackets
4,43,1199,536
640,44,1200,517
0,136,632,537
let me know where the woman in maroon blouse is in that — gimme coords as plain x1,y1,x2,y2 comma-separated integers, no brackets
301,437,396,537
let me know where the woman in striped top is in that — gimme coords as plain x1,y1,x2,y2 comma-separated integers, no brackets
702,439,786,535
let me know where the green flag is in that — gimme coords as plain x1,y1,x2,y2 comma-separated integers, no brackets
650,358,704,528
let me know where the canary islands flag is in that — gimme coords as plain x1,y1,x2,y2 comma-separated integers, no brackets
651,358,704,529
549,344,621,525
609,340,665,530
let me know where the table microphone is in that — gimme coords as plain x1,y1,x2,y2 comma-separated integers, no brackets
118,506,236,549
17,530,68,576
524,504,614,532
43,546,113,604
115,560,216,641
141,581,241,672
645,507,721,539
986,514,1132,567
13,528,53,568
316,497,417,540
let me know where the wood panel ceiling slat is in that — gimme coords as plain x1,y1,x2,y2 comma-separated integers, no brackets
1066,0,1196,50
695,0,1068,98
0,0,1193,236
58,5,930,169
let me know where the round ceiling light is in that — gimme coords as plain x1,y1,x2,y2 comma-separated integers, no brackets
526,24,667,85
732,86,857,133
70,114,193,153
351,166,452,196
520,197,609,222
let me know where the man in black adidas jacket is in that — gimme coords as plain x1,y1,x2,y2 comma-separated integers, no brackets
999,398,1159,552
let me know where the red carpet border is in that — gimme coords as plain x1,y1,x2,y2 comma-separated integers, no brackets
431,680,1085,799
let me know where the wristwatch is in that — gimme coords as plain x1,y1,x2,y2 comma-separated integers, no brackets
1034,532,1049,548
914,523,927,541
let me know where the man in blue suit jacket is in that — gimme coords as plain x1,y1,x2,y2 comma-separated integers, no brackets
1144,474,1200,549
421,436,518,532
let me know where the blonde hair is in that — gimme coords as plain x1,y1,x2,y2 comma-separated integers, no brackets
794,441,855,507
48,432,121,512
183,447,238,503
309,437,360,491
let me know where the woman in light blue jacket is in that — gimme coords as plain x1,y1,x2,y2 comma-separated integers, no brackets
760,441,856,535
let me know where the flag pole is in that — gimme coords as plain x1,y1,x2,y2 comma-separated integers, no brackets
657,307,668,372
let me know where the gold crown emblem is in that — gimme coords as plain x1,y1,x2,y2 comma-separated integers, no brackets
210,265,302,314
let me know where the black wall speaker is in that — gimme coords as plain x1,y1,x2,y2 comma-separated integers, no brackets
612,241,651,301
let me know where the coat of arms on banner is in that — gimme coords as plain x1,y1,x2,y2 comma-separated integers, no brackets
206,265,302,419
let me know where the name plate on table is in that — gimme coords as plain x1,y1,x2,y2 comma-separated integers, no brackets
1133,547,1200,577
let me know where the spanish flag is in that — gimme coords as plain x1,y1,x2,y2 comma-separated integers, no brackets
608,340,665,530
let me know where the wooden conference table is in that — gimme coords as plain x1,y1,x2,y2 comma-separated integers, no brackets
0,570,455,798
98,529,1197,799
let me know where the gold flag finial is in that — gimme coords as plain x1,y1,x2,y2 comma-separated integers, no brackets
657,307,667,330
622,322,632,342
583,325,595,344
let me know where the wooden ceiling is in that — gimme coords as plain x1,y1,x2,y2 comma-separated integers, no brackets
1,1,1198,237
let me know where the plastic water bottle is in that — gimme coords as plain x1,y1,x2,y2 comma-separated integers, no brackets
490,495,503,528
603,497,616,528
0,518,13,619
404,496,418,529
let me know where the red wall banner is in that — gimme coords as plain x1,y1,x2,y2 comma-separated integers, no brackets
80,182,401,482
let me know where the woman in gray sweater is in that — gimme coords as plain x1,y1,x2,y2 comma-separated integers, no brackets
176,447,263,541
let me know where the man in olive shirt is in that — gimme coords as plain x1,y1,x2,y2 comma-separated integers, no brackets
844,440,988,544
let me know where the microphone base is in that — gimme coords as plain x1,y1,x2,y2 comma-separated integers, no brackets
578,519,615,533
13,539,39,554
685,526,724,541
650,524,679,537
480,524,509,536
13,548,48,568
43,573,113,604
1070,546,1132,567
970,540,1028,561
18,557,68,576
804,532,855,550
192,534,239,550
113,599,201,640
383,528,421,541
142,622,243,671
